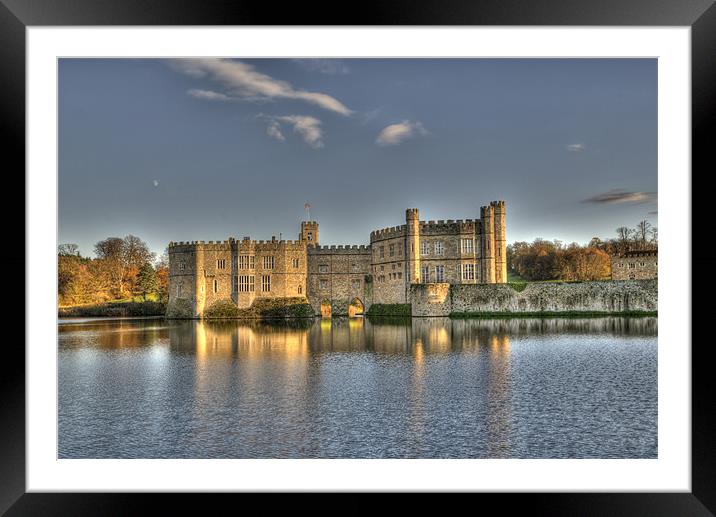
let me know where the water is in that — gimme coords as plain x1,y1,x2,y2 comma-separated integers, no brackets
58,316,657,459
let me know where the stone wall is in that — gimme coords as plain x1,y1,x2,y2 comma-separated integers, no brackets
307,245,372,315
612,252,658,280
411,279,658,317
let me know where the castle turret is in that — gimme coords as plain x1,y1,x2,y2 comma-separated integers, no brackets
406,208,421,284
492,200,507,283
480,204,496,284
299,221,319,245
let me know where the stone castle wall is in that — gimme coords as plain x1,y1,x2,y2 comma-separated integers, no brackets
168,200,509,318
307,245,372,315
410,279,658,317
612,252,658,280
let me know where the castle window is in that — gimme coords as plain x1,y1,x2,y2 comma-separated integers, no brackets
420,241,429,255
435,265,445,282
319,264,329,273
397,272,402,279
629,263,636,269
298,285,303,294
380,265,384,272
352,279,361,290
238,255,254,269
320,279,329,290
435,242,444,255
380,246,385,259
640,262,646,267
462,263,475,281
213,279,219,293
389,244,395,257
352,263,360,272
263,256,275,269
292,258,300,268
261,275,271,292
421,265,430,283
238,275,254,292
307,232,313,241
461,238,474,254
179,262,186,271
217,259,226,269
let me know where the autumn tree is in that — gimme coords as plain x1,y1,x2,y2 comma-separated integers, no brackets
93,235,155,299
137,263,159,301
155,248,169,303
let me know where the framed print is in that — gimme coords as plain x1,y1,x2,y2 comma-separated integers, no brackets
4,0,715,513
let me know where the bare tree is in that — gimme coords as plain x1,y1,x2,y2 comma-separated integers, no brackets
635,220,652,249
615,227,633,253
58,243,80,256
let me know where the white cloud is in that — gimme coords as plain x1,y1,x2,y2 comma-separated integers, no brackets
173,58,352,116
260,115,324,148
266,120,285,142
567,143,586,152
187,89,232,101
276,115,324,148
152,180,159,187
375,120,428,146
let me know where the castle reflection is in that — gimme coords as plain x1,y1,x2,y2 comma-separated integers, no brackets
58,315,656,355
58,315,658,458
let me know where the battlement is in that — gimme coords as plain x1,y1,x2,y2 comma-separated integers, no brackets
169,238,307,251
309,244,372,255
370,225,407,241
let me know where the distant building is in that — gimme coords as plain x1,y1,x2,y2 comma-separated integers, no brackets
168,201,508,317
611,250,658,280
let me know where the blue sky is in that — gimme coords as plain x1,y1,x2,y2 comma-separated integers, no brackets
59,58,657,258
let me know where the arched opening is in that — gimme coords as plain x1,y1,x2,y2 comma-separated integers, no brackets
348,298,365,317
320,300,332,318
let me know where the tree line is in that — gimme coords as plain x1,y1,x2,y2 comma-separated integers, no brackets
507,219,657,282
58,235,168,306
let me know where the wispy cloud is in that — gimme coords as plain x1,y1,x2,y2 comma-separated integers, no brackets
293,59,350,75
375,120,428,146
172,58,352,116
260,115,324,148
187,89,232,101
266,120,285,142
566,143,586,152
582,189,657,205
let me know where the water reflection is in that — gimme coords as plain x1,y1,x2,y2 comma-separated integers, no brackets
58,316,657,459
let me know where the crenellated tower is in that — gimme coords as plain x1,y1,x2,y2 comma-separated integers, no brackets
492,200,507,283
299,221,319,245
406,208,421,284
480,204,496,284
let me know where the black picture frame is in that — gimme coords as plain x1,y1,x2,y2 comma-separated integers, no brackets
3,0,713,513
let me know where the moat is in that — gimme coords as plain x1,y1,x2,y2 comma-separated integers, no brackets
58,316,657,459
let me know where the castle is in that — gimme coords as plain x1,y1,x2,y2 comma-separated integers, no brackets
168,201,507,317
611,249,658,280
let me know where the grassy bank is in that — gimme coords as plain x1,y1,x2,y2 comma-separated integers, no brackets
202,297,315,320
59,300,166,318
365,304,412,317
449,310,657,319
